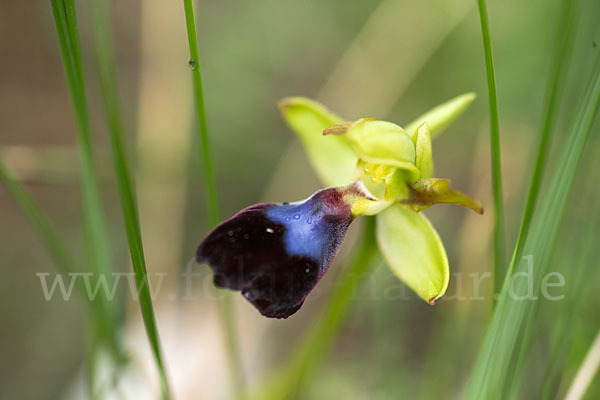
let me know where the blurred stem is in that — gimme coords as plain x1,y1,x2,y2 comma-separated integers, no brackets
501,0,576,303
50,0,123,368
539,170,600,399
258,217,379,399
50,0,115,308
0,159,77,275
476,0,506,305
499,0,578,396
466,50,600,400
0,157,121,357
88,0,172,398
182,0,245,396
565,329,600,400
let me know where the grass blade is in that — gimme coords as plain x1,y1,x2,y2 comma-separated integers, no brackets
51,0,113,284
88,0,172,398
496,0,579,395
466,51,600,399
50,0,121,354
181,0,245,396
0,158,77,275
0,157,119,343
538,193,600,399
565,329,600,400
182,0,220,226
504,0,578,309
476,0,506,303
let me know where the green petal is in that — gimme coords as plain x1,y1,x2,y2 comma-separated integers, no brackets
346,119,420,182
405,92,476,141
403,178,484,214
415,123,433,178
376,204,449,304
278,97,358,187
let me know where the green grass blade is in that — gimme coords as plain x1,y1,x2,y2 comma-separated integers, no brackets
0,158,78,275
0,155,122,361
466,52,600,400
50,0,120,346
503,0,577,309
564,329,600,400
88,0,172,398
182,0,220,227
181,0,245,396
51,0,113,282
538,197,600,399
255,218,379,400
496,1,579,394
476,0,506,304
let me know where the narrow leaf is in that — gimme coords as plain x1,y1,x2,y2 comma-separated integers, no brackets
475,0,506,301
466,50,600,400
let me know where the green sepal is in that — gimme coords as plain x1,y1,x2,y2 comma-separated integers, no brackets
278,97,357,187
376,204,449,305
405,92,476,141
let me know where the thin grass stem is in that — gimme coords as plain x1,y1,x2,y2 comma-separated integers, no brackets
502,0,577,303
181,0,245,396
50,0,121,358
476,0,506,305
565,329,600,400
88,0,172,398
466,51,600,400
497,1,578,395
182,0,221,226
0,158,120,353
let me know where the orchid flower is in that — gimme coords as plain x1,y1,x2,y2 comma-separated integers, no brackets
197,93,482,318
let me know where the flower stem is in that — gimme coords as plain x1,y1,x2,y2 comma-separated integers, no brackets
257,217,379,399
476,0,506,306
181,0,245,396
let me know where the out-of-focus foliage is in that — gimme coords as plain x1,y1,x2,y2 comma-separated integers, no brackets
0,0,599,399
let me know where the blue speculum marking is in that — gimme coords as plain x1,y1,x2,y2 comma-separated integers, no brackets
266,200,332,267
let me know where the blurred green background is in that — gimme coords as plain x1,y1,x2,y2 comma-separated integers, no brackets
1,0,599,399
